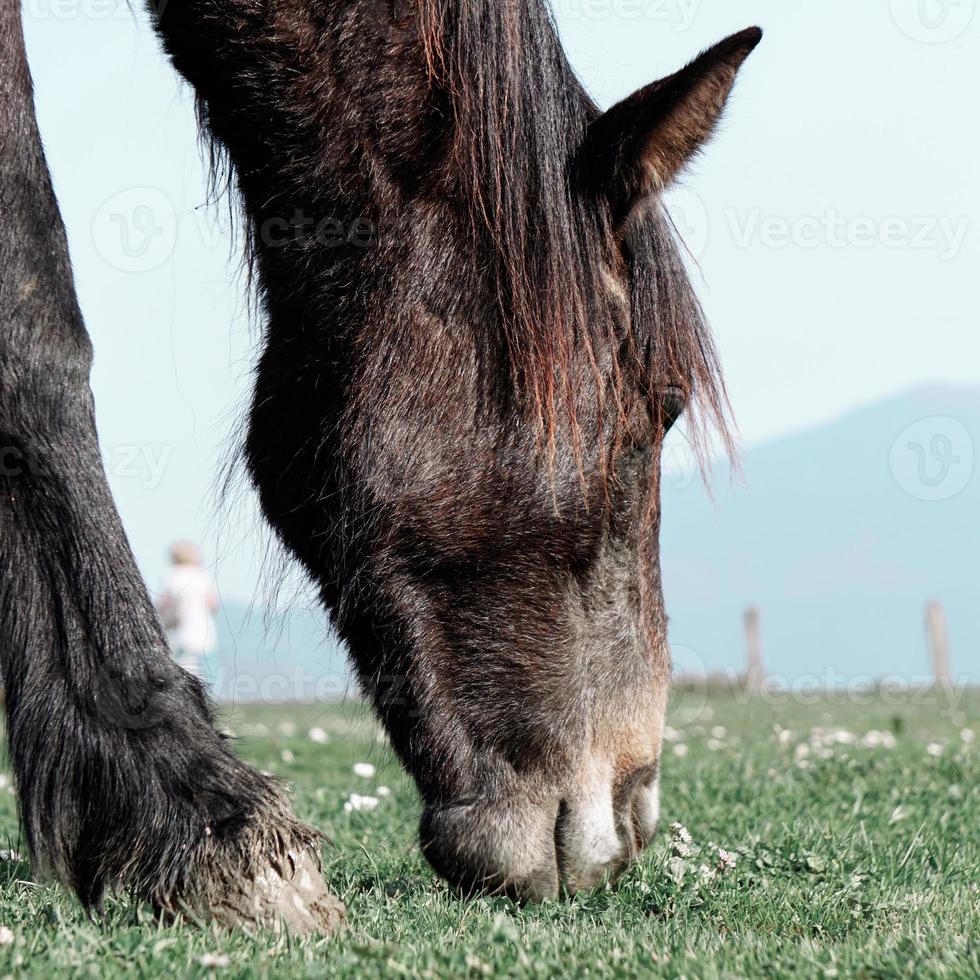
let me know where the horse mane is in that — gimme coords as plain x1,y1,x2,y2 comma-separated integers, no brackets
195,0,732,474
418,2,610,448
420,0,732,468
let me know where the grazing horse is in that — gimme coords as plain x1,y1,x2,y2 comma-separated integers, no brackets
0,0,759,932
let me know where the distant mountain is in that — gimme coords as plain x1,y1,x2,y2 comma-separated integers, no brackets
662,385,979,685
209,601,354,703
201,386,979,699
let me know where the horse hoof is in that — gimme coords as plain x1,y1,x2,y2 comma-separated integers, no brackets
209,847,346,936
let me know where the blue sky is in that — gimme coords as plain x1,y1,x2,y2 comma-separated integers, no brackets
22,1,980,599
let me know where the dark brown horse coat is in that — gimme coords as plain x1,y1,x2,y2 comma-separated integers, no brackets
0,0,758,927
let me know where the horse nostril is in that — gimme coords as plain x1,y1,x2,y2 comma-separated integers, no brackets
627,766,661,851
556,764,661,893
555,780,630,894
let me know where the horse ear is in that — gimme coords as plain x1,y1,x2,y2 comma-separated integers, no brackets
584,27,762,225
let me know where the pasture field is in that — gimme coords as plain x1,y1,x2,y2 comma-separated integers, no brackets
0,687,976,978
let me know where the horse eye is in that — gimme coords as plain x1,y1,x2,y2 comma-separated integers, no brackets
662,386,687,433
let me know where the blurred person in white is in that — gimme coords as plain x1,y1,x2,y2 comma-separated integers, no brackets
157,542,219,684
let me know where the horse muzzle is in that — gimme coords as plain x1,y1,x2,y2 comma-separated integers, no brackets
419,763,660,900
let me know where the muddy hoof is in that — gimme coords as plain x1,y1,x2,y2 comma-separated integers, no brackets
208,848,346,936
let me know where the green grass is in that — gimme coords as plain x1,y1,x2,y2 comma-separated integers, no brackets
0,688,977,978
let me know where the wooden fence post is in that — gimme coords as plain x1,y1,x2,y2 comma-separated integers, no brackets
744,606,765,693
925,601,951,689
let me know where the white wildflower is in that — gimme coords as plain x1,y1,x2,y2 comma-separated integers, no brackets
280,749,294,763
308,727,329,744
706,739,724,752
961,729,975,744
0,851,22,862
711,726,727,739
344,793,380,813
670,822,693,845
861,730,896,750
927,743,944,758
197,953,230,969
663,726,680,743
670,822,693,857
716,848,737,872
673,743,689,758
777,728,794,746
813,729,854,747
809,728,855,749
376,786,392,798
0,927,13,946
353,762,376,779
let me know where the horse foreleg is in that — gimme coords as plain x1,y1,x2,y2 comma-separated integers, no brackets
0,6,343,933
